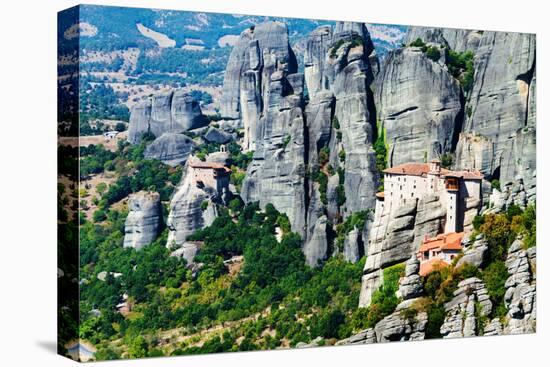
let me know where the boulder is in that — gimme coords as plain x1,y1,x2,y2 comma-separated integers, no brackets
128,90,207,144
203,127,234,144
144,133,196,166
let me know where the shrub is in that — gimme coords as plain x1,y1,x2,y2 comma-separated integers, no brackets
410,38,426,48
93,209,107,223
425,46,441,61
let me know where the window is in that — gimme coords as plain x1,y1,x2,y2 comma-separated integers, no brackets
411,193,414,197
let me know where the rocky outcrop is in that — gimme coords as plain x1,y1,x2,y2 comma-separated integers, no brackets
396,256,423,300
336,328,376,345
404,26,482,53
456,234,488,268
343,228,363,264
166,164,218,248
123,191,162,250
457,32,536,192
374,303,428,342
170,241,202,264
375,46,462,166
144,132,196,166
128,91,207,144
359,195,445,307
220,21,298,151
503,238,536,334
440,277,492,338
303,214,328,267
325,23,378,215
203,127,234,144
239,40,307,238
304,26,333,96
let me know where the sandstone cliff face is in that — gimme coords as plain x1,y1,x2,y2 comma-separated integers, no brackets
123,191,163,250
128,91,207,144
375,47,463,166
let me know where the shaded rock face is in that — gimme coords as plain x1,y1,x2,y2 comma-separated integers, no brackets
457,32,536,191
326,23,378,215
404,27,482,53
396,256,423,300
440,277,492,338
166,165,218,248
123,191,162,250
128,91,207,144
304,26,333,96
503,238,536,334
203,127,234,144
303,213,328,267
144,133,196,167
336,328,376,345
359,195,445,307
374,305,428,343
456,234,488,268
220,21,298,151
343,228,364,263
375,47,462,166
170,241,202,264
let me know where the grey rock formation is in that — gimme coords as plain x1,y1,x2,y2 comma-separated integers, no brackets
240,70,307,238
404,26,482,52
457,31,536,191
503,238,536,334
336,328,376,345
220,21,298,151
203,127,234,144
483,318,503,336
144,133,196,166
396,256,423,300
128,91,207,144
166,165,218,248
343,228,363,263
304,26,333,96
169,241,202,264
440,277,492,338
456,234,488,268
359,195,445,307
374,305,428,342
375,47,462,166
303,215,328,267
325,22,378,214
123,191,162,250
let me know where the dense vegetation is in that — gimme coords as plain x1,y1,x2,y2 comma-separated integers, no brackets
79,141,182,217
79,197,367,359
409,38,475,92
79,82,130,128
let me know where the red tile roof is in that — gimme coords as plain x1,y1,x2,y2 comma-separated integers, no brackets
419,258,450,276
383,162,483,180
376,192,385,199
383,163,450,177
418,232,464,253
189,161,231,173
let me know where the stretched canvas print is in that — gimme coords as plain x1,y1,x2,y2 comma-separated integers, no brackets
58,4,537,362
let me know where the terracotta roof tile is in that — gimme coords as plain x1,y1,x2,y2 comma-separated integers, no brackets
383,163,451,177
189,161,231,173
420,258,450,276
418,232,464,252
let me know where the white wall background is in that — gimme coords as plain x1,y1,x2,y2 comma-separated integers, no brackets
0,0,546,366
